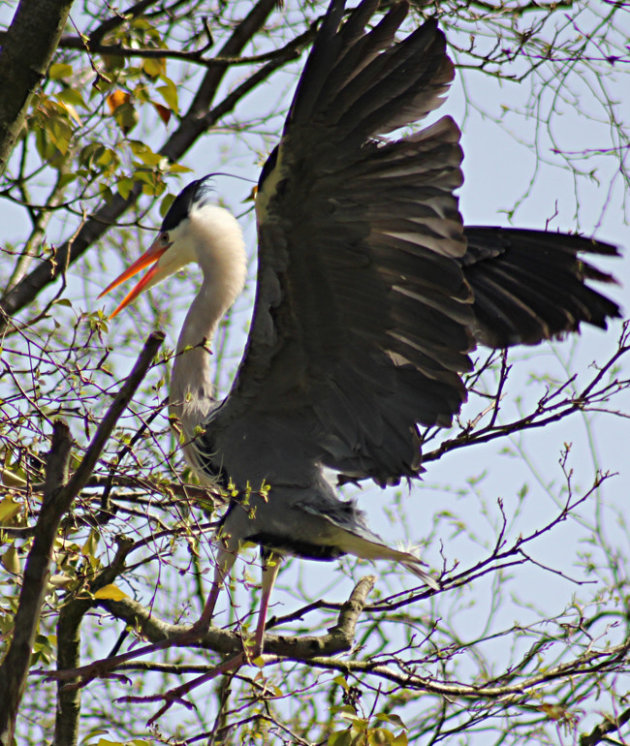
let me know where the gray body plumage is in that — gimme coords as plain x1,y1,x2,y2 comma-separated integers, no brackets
103,0,620,597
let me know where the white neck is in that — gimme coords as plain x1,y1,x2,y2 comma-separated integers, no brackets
169,205,247,430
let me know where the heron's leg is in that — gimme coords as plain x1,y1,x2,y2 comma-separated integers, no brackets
128,551,283,723
252,550,281,655
189,542,236,635
53,543,239,688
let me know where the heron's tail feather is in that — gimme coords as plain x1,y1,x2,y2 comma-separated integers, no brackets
328,524,440,590
401,560,441,591
298,495,440,590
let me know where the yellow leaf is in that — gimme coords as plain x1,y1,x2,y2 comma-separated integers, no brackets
48,63,74,80
0,496,22,522
157,79,179,113
82,530,99,557
2,545,20,575
392,733,408,746
58,87,86,109
94,584,128,601
142,56,165,78
106,89,130,113
1,468,26,487
57,99,82,125
339,709,366,725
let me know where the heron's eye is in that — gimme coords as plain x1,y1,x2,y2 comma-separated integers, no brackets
161,232,170,247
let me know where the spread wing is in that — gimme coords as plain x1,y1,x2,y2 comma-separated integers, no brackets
459,227,620,347
206,0,472,487
202,0,620,490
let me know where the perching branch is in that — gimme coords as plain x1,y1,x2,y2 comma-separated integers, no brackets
49,575,377,693
0,332,163,745
0,421,72,746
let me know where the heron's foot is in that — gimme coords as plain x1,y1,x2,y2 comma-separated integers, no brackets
49,622,210,691
119,637,275,724
120,652,249,725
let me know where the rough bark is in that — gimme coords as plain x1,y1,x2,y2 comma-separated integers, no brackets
0,0,75,175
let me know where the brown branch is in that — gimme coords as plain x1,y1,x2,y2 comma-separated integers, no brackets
422,328,630,464
0,0,75,175
54,536,134,746
0,332,163,745
580,705,630,746
0,421,72,746
0,0,282,332
112,573,375,660
302,635,630,703
56,28,315,68
65,331,165,499
48,575,376,688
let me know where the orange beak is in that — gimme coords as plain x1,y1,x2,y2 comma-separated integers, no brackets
99,238,168,319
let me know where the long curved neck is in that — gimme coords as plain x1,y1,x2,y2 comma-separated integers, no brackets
170,206,247,430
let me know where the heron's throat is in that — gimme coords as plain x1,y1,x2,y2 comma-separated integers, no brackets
170,206,247,427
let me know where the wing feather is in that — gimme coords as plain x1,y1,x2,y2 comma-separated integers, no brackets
461,228,621,346
202,0,620,490
207,2,472,485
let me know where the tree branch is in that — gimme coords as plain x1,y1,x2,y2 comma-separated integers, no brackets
0,0,283,332
49,575,376,688
580,706,630,746
0,332,163,745
0,421,72,746
0,0,75,175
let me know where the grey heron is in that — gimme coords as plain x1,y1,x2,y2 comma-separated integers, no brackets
101,0,620,664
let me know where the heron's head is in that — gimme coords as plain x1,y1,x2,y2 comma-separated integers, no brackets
100,175,231,317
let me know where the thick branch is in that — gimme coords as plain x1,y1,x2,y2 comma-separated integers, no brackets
54,537,134,746
0,421,72,746
0,0,281,332
580,706,630,746
0,332,163,745
51,575,376,686
110,574,375,660
0,0,75,175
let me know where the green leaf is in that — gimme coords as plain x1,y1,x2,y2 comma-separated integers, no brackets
375,714,406,729
58,87,87,110
48,63,74,80
166,162,193,174
117,177,134,199
48,116,73,154
159,192,176,217
328,730,352,746
129,141,166,168
338,707,366,725
368,728,394,745
156,78,179,114
79,142,105,169
2,545,20,575
81,529,99,557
